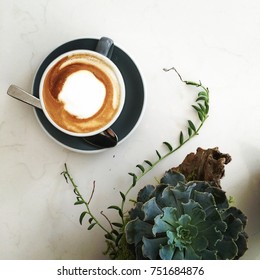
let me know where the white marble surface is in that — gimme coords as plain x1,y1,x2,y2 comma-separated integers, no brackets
1,0,260,260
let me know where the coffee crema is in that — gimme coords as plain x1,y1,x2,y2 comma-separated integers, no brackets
41,52,122,134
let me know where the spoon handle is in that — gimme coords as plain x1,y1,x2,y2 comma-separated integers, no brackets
7,85,42,109
83,127,118,148
7,84,118,148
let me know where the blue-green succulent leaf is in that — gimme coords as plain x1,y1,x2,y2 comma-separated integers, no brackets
178,214,192,226
166,230,175,244
153,207,178,235
125,218,153,245
142,237,167,259
235,208,247,227
171,186,191,204
160,171,185,186
216,238,238,259
137,185,155,203
143,197,162,221
172,249,185,260
191,190,216,211
159,244,175,260
182,200,206,225
200,249,217,260
206,187,229,210
222,207,247,227
191,191,227,233
235,233,248,259
179,223,198,240
128,202,144,220
159,187,180,209
222,213,243,240
198,224,223,249
187,181,209,192
183,245,201,260
191,235,208,251
159,186,190,213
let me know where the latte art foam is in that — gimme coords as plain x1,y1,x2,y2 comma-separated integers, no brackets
58,70,106,119
41,52,122,134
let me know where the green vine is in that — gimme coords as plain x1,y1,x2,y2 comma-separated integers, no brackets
61,67,210,259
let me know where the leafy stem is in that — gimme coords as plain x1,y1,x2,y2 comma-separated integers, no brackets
61,164,116,242
120,67,209,228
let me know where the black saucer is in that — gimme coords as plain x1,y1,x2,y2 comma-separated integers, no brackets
32,38,145,152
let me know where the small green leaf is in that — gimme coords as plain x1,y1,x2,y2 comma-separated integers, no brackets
163,142,173,151
179,131,184,145
198,103,206,113
184,80,201,87
188,120,196,131
108,205,121,211
192,105,202,113
118,209,123,218
88,217,93,224
112,229,119,236
73,189,80,196
79,211,88,225
136,164,145,173
108,205,123,218
205,102,209,114
188,127,193,137
198,91,208,97
120,191,126,202
144,160,153,167
74,200,84,205
112,222,123,228
198,111,204,122
196,96,208,102
88,222,96,230
105,233,114,241
128,172,138,186
156,150,162,159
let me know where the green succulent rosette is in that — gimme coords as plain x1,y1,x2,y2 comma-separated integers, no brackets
125,171,248,260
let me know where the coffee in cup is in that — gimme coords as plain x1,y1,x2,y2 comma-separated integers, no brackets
39,49,125,137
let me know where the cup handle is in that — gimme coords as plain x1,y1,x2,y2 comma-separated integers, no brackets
95,37,114,59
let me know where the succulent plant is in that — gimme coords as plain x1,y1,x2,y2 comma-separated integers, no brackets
62,67,250,260
125,170,248,260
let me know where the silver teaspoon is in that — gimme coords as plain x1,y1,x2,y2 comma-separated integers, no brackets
7,85,118,148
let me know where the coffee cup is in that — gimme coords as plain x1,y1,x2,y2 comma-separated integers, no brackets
39,37,125,137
